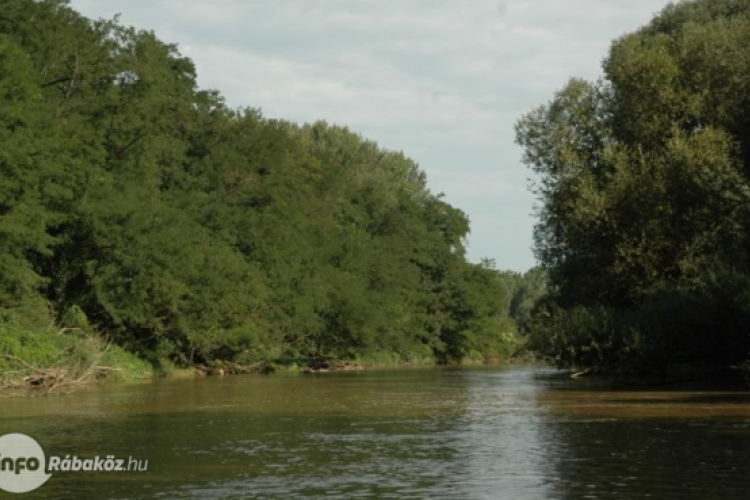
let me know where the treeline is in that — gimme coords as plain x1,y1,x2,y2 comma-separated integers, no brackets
516,0,750,377
0,0,520,373
494,266,546,334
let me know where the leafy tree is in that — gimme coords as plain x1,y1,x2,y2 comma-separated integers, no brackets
516,0,750,375
0,0,516,371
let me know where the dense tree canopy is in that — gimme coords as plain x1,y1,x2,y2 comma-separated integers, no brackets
516,0,750,375
0,0,517,371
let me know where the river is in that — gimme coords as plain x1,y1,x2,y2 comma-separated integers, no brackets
1,366,749,499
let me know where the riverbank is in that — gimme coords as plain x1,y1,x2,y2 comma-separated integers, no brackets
0,324,522,395
0,326,155,394
0,322,157,388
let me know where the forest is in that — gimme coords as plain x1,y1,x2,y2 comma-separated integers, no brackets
5,0,748,388
517,0,750,378
0,0,536,386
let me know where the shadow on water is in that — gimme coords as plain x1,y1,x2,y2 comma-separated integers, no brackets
533,369,750,500
603,392,750,406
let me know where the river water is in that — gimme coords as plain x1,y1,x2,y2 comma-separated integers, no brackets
1,366,750,499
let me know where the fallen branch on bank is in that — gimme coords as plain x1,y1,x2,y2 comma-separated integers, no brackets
0,352,120,394
570,368,594,378
195,360,265,376
302,358,363,374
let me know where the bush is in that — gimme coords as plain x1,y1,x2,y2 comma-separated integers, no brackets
527,270,750,375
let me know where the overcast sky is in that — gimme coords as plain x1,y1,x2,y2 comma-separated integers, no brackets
69,0,674,271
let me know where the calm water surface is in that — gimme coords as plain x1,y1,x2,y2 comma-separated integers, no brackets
1,366,750,499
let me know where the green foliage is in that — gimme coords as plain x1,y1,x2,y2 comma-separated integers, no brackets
496,267,547,333
516,0,750,374
0,0,515,375
529,270,750,375
0,316,153,385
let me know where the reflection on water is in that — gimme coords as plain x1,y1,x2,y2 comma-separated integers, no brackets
1,367,750,499
536,375,750,499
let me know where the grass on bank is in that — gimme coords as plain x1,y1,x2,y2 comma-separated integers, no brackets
0,319,154,392
1,301,526,391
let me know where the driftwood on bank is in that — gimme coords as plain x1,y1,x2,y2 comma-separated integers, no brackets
0,351,120,394
196,357,365,376
570,368,594,378
302,359,364,374
195,360,266,376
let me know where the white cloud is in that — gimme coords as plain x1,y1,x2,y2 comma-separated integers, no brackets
70,0,674,271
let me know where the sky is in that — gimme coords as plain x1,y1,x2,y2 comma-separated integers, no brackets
69,0,675,272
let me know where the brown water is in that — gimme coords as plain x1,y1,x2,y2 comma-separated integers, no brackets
1,366,750,499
